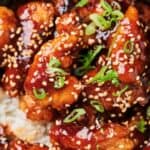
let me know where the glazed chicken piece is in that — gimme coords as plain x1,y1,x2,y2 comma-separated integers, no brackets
50,122,135,150
22,0,109,121
108,6,147,84
82,66,147,112
55,0,103,47
0,6,17,66
21,34,82,120
82,6,148,113
1,1,55,97
24,34,82,111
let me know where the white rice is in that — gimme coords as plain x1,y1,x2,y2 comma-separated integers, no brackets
0,88,52,148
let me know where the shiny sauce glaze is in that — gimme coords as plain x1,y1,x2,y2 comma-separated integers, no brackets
0,0,149,150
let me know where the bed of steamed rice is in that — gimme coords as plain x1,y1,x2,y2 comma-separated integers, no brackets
0,88,52,148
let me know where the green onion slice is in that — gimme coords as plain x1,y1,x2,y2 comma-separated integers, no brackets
63,108,86,123
136,119,146,133
100,0,112,13
112,85,129,97
85,22,96,35
76,0,88,7
54,76,65,89
47,57,67,89
111,10,124,21
90,100,104,113
48,57,61,68
33,88,46,100
75,45,104,76
89,66,119,86
89,14,111,30
124,40,134,54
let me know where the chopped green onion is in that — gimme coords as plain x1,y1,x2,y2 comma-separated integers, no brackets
76,0,88,7
100,0,112,13
89,66,107,83
146,106,150,118
85,22,96,35
111,10,124,21
124,40,134,54
111,78,120,86
33,88,46,100
89,66,119,86
47,57,67,89
89,14,111,30
113,85,129,97
136,119,146,133
90,100,104,113
48,57,61,68
86,0,124,33
75,45,104,76
54,76,65,89
63,108,86,123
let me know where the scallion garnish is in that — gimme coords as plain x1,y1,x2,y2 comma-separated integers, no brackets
111,10,124,21
76,0,88,7
90,100,104,113
100,0,112,13
54,76,65,89
124,40,134,54
63,108,86,123
146,106,150,118
89,14,111,30
85,0,124,35
136,119,146,133
85,22,96,35
48,57,61,68
47,57,67,89
33,88,46,100
75,45,104,76
112,85,129,97
89,66,119,86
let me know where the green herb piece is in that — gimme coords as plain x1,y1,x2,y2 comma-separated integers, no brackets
48,57,61,68
90,100,104,113
100,0,112,13
76,0,88,7
146,106,150,118
137,119,146,133
54,76,65,89
47,57,67,89
85,22,96,35
89,66,119,85
33,88,46,100
113,85,129,97
89,14,111,30
75,45,104,76
63,108,86,123
86,0,124,33
124,40,134,54
111,10,124,21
